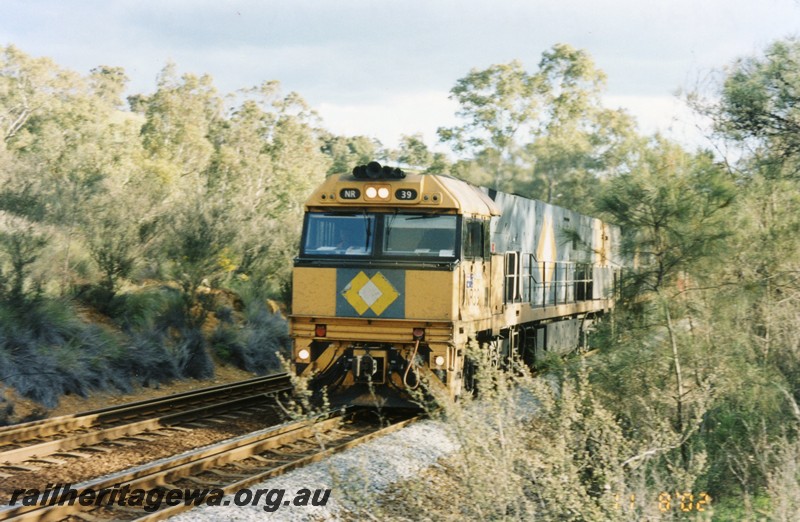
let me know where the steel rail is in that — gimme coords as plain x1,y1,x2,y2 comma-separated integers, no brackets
0,393,280,465
0,374,290,446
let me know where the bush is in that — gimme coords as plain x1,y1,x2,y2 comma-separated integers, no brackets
0,294,219,410
210,301,290,375
0,279,282,414
120,329,181,387
0,398,13,426
0,300,132,407
342,346,709,520
173,327,214,379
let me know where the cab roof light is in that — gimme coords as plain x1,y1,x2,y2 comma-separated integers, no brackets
353,161,405,180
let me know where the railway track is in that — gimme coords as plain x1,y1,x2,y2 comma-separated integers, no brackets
0,374,291,468
0,409,420,521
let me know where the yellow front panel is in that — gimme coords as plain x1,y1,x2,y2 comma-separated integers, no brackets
292,267,337,316
404,269,456,320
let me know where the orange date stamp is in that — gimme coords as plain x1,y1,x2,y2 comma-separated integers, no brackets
613,491,712,512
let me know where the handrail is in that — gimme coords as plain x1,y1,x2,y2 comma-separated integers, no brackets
505,254,621,307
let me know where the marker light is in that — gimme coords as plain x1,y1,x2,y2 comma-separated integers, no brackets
412,328,425,340
434,355,445,367
314,324,327,337
298,349,310,360
365,187,378,199
377,187,390,199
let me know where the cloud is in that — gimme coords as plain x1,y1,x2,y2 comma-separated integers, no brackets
315,91,714,153
2,0,797,152
316,91,459,150
605,94,713,149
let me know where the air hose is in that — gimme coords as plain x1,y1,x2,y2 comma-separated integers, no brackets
403,339,421,390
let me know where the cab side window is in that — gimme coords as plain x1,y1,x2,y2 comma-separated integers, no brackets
463,219,485,259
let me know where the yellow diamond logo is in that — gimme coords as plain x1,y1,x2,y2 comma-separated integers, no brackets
342,271,399,316
342,271,371,315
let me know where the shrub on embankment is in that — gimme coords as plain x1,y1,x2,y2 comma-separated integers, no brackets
0,285,290,418
210,299,290,375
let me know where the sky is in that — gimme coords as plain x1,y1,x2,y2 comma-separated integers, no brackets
3,0,799,152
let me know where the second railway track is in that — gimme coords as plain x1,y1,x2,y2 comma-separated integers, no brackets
0,374,291,469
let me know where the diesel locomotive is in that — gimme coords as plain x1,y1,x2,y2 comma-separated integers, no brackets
290,162,623,407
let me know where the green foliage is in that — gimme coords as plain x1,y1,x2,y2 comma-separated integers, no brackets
163,198,232,324
438,44,638,210
140,63,219,181
394,133,433,167
0,285,224,412
355,349,706,520
598,138,735,293
210,301,290,375
0,219,48,304
0,45,328,409
321,134,383,175
685,40,800,517
0,299,129,407
713,37,800,158
86,213,137,296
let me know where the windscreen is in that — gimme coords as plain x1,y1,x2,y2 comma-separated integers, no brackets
303,213,375,256
383,214,457,257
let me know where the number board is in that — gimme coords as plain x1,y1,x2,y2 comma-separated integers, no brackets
339,188,361,200
395,189,418,201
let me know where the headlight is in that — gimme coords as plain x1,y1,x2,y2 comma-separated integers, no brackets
434,355,445,367
365,185,390,200
298,349,310,360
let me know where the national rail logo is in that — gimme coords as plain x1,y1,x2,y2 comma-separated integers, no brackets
341,270,400,316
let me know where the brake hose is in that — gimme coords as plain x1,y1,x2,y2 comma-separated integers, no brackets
403,339,420,390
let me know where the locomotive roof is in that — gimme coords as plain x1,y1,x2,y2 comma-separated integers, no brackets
305,171,501,216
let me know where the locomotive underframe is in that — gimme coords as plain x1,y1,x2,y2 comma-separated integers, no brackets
292,296,613,407
292,317,460,407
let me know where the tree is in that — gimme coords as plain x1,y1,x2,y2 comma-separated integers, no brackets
396,133,433,167
697,36,800,385
690,38,800,510
599,138,734,294
0,45,142,294
438,44,638,208
438,59,539,190
0,219,48,305
0,45,64,143
89,66,128,109
711,38,800,161
595,137,735,474
139,63,221,185
320,134,382,176
203,82,329,296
